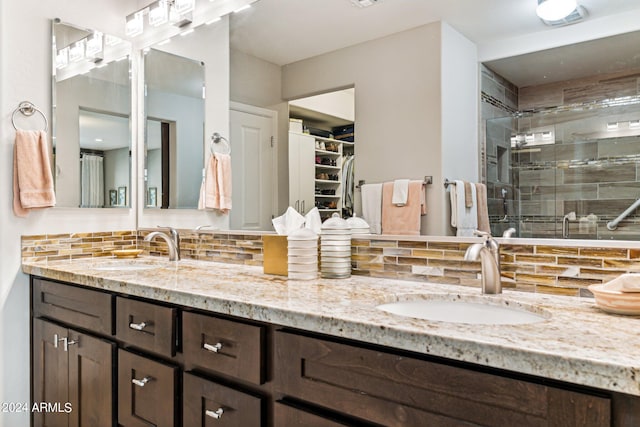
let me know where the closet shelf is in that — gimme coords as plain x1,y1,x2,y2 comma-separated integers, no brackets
315,149,341,156
315,179,340,184
315,165,341,171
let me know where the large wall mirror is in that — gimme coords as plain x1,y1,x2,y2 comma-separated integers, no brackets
144,48,205,209
52,20,132,208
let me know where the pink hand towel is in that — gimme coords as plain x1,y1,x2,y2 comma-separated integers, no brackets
198,153,232,213
475,182,490,233
13,130,56,217
381,180,425,235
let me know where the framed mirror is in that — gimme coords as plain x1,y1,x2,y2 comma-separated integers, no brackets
52,20,132,208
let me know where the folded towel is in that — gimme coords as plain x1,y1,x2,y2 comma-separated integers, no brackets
13,130,56,217
391,179,410,206
464,181,473,208
449,182,458,227
451,180,477,237
381,180,424,235
198,153,232,213
361,183,383,234
475,182,490,233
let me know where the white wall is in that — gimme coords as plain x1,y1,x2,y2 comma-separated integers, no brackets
289,88,355,122
440,22,479,234
0,2,133,426
230,49,282,107
282,22,445,234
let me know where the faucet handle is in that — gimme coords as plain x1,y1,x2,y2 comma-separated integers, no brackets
473,230,493,239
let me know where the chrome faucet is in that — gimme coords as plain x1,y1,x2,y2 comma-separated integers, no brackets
464,230,501,294
144,227,180,261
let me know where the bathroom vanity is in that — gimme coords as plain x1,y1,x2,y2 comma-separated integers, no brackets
24,257,640,426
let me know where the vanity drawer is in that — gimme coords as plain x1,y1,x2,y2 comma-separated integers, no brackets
182,311,265,384
274,402,356,427
183,372,263,427
32,278,114,335
116,297,177,358
275,331,611,427
118,349,178,427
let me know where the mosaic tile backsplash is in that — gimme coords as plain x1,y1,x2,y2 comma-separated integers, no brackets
21,230,640,298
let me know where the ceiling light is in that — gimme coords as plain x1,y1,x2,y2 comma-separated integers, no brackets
536,0,577,21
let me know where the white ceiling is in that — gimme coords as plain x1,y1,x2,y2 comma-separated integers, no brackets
229,0,640,87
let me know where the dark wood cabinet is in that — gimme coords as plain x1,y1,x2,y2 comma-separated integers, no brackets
30,275,640,427
32,318,115,427
183,372,263,426
275,330,612,427
118,349,179,427
116,297,178,358
182,311,265,384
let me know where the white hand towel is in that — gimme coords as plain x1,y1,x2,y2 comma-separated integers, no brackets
391,179,410,206
454,180,478,237
361,183,383,234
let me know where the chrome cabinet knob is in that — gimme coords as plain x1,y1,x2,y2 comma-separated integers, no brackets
129,321,148,331
131,376,153,387
205,408,224,419
203,342,223,353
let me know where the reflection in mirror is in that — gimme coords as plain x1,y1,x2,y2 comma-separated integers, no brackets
482,30,640,241
144,48,205,209
52,20,132,208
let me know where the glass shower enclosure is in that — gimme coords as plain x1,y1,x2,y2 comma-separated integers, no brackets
486,96,640,240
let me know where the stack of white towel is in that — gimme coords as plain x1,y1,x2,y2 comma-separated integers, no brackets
449,180,490,236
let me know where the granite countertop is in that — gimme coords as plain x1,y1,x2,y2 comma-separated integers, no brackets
22,256,640,397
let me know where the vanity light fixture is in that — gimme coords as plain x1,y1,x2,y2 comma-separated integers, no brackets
56,47,69,69
148,0,169,27
104,34,122,47
125,11,144,37
84,32,104,58
536,0,577,21
68,40,86,63
629,120,640,129
541,131,553,140
525,133,535,143
607,122,619,130
173,0,195,14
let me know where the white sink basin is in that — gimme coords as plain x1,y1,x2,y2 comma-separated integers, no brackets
377,296,548,325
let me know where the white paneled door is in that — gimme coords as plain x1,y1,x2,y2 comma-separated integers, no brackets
230,106,276,230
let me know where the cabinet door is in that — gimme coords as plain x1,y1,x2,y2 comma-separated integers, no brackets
289,133,316,214
68,329,116,427
32,318,69,427
183,372,262,427
118,350,178,427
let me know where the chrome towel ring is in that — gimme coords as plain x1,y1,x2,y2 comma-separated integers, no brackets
210,132,231,155
12,101,49,132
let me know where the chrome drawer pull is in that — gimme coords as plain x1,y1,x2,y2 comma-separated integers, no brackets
53,334,61,348
205,408,224,419
132,376,153,387
129,321,147,331
203,342,223,353
64,339,78,352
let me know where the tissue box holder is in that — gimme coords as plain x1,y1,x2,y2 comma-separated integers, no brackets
263,235,288,276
